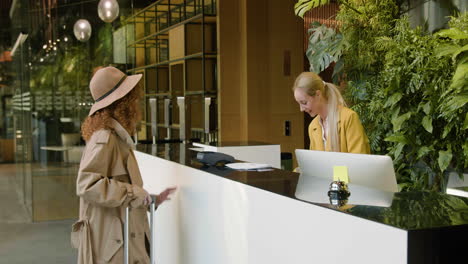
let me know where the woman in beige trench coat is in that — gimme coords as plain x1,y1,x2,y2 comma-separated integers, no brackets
72,67,176,264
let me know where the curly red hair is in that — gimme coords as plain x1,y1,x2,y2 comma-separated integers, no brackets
81,83,143,142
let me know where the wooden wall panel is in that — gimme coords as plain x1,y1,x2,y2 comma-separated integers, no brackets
218,0,304,166
244,0,269,142
169,26,185,60
217,0,244,142
267,0,305,165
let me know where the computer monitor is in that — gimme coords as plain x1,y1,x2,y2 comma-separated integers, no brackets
295,149,398,193
294,173,395,207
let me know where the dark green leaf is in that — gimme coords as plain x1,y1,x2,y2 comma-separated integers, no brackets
384,92,402,108
391,106,401,120
438,150,453,172
463,142,468,167
443,123,454,138
422,101,431,115
435,43,460,57
392,112,412,132
452,44,468,61
417,146,432,159
384,134,407,144
294,0,330,18
443,93,468,113
436,28,468,40
422,115,433,133
394,143,405,160
463,113,468,130
449,63,468,90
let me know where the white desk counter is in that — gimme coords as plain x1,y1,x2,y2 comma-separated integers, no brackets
135,144,467,264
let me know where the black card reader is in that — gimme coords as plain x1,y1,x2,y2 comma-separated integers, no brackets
196,151,235,166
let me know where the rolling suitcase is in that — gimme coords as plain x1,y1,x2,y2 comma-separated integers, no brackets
124,195,157,264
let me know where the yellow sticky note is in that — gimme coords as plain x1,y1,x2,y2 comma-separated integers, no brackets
333,166,349,183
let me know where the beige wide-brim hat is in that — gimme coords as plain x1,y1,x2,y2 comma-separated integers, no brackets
88,66,142,116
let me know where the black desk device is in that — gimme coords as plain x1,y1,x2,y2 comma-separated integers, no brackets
196,151,235,166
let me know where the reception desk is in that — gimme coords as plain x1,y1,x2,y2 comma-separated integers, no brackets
135,143,467,264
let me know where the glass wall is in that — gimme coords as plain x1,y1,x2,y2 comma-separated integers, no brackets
5,0,138,222
3,0,218,223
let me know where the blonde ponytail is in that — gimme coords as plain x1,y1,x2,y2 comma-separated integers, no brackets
323,82,346,152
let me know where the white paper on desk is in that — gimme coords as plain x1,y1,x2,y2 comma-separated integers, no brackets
226,162,273,170
189,147,205,152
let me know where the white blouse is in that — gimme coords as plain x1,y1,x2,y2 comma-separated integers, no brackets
318,116,328,148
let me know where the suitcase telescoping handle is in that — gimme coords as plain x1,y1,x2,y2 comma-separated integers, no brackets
124,195,157,264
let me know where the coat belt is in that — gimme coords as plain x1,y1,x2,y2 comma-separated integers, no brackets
72,219,94,264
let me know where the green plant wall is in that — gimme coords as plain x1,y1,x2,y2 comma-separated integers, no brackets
298,0,468,191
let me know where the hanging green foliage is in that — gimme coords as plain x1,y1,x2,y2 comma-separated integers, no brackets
343,10,467,191
435,14,468,171
306,22,347,75
294,0,331,18
336,0,398,79
294,0,365,19
296,0,467,191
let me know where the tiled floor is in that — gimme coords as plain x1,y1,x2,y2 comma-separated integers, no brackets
31,163,79,221
0,163,30,223
0,162,80,222
0,219,78,264
0,163,78,263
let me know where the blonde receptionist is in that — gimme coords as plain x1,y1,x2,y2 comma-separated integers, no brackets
292,72,370,154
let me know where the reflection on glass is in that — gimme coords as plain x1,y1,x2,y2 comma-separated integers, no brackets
347,191,468,230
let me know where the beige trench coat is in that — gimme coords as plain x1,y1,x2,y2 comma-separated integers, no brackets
72,118,150,264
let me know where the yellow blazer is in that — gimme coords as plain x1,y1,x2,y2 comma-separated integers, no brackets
308,106,370,154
